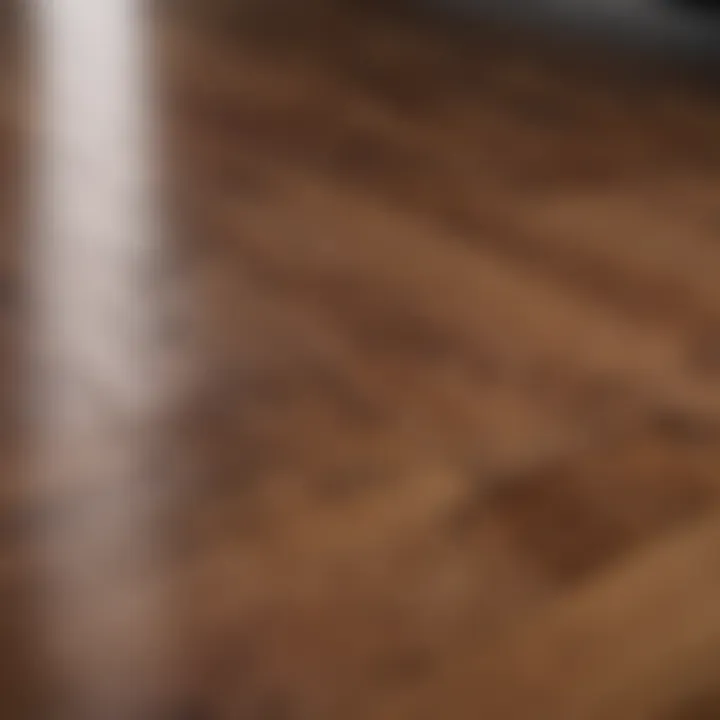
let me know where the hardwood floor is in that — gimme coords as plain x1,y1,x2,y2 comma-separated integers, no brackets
3,2,720,717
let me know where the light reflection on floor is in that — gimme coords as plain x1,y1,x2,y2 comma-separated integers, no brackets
31,1,177,717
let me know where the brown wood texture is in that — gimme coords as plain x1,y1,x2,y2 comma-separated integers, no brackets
3,2,720,717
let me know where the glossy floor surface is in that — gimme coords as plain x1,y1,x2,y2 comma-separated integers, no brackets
3,2,720,717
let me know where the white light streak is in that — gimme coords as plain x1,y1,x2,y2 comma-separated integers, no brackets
30,1,176,717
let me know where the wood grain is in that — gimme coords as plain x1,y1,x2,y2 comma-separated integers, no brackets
3,2,720,717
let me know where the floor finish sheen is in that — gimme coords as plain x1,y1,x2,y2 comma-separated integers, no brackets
3,2,720,718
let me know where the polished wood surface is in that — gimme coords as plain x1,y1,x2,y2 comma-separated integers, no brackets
3,2,720,717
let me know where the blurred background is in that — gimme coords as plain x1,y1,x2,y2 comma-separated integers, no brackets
2,0,720,717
